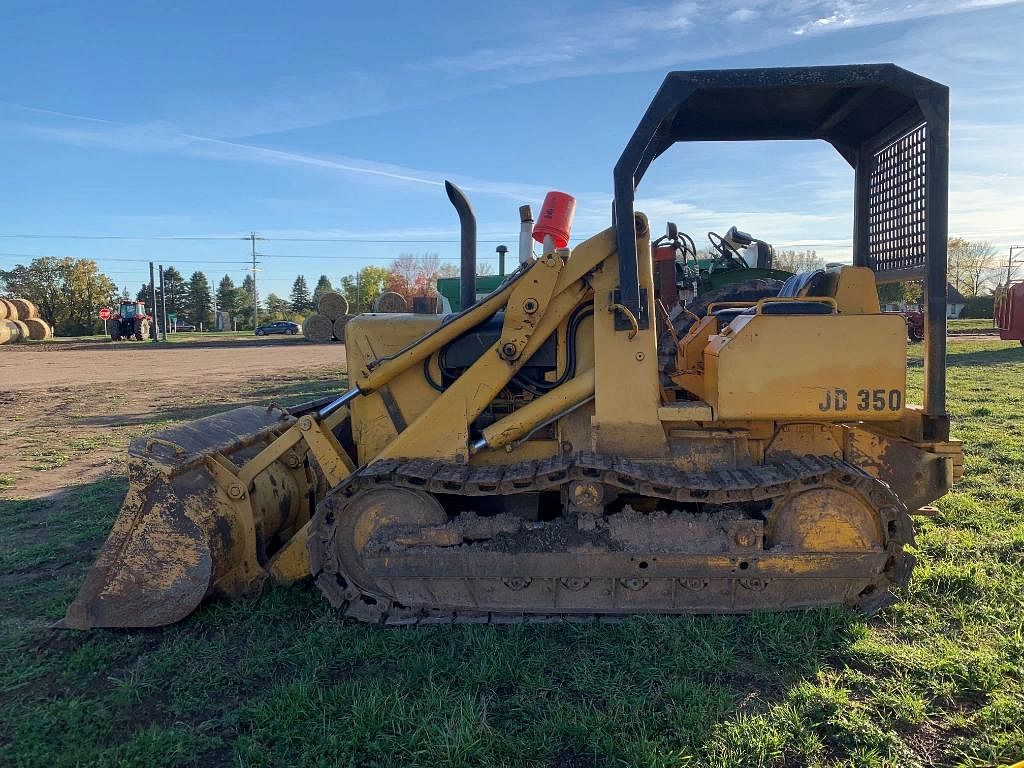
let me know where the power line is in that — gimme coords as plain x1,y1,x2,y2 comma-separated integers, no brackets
265,237,510,243
0,233,243,241
0,252,252,264
0,232,511,243
259,252,502,261
0,229,1017,245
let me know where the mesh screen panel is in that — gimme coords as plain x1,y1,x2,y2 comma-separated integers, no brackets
868,123,927,275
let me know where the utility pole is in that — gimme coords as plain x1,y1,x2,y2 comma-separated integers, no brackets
1007,245,1024,286
248,232,263,331
149,262,158,341
158,265,168,341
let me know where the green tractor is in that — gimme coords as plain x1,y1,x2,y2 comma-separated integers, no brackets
654,223,793,305
438,225,792,315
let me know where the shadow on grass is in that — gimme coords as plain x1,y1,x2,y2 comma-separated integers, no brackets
0,476,127,623
45,337,335,352
74,377,346,428
908,344,1023,369
1,474,869,768
945,345,1024,367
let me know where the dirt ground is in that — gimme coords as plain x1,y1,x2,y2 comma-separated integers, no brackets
0,338,346,390
0,340,347,499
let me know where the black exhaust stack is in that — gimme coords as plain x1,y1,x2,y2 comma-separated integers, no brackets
445,180,476,310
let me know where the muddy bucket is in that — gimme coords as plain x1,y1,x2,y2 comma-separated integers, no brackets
62,404,323,629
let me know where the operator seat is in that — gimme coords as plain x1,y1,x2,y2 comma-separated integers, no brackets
712,269,833,325
778,269,827,298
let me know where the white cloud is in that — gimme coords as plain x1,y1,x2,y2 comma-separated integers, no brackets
424,2,697,76
0,99,557,205
420,0,1021,85
791,0,1018,35
3,0,1020,254
727,8,758,21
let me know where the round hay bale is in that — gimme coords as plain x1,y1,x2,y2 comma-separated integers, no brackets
303,313,334,343
23,317,53,340
0,319,21,344
1,299,18,320
317,291,349,320
0,300,8,321
373,292,408,313
332,314,352,343
10,319,30,341
10,298,38,319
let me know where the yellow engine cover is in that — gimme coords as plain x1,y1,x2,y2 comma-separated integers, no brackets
704,313,907,421
344,313,447,462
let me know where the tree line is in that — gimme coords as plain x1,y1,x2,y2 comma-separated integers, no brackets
869,238,1012,317
2,238,1007,335
127,253,486,329
0,257,117,335
134,268,217,328
0,253,462,334
771,240,1014,316
257,254,492,325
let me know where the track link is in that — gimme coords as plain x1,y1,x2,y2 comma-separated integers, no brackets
309,454,915,625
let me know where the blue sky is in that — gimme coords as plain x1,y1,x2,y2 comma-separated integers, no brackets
0,0,1021,299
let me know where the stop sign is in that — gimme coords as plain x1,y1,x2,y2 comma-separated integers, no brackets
98,308,111,320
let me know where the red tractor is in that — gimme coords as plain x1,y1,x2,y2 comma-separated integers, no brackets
901,310,925,342
109,299,152,341
995,281,1024,346
882,309,925,342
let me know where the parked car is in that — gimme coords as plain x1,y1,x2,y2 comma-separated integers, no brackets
171,322,196,332
255,320,301,336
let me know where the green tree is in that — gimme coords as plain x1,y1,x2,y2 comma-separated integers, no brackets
161,267,187,318
237,274,257,328
312,274,334,306
289,275,313,313
265,293,290,319
183,271,213,328
216,275,238,316
877,281,923,309
0,256,117,335
137,283,160,313
339,266,389,313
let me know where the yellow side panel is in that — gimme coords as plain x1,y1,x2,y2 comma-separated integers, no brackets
345,313,445,373
345,313,445,463
705,314,906,421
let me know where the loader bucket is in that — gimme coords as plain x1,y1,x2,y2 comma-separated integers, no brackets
62,404,320,629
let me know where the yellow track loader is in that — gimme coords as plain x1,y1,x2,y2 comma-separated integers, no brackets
64,65,962,629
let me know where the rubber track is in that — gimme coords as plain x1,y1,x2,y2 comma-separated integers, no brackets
309,454,915,626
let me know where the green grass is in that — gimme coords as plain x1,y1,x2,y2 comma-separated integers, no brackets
36,330,310,346
1,338,1023,767
946,318,997,333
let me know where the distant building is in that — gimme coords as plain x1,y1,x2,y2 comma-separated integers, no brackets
946,284,967,319
881,283,967,319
